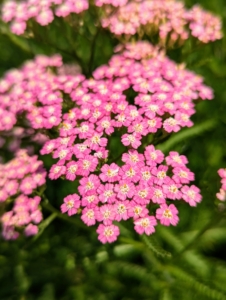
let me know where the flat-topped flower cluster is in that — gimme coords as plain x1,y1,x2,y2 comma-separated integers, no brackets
1,0,88,35
59,147,202,243
0,150,46,239
100,0,222,44
216,169,226,202
0,54,85,132
1,0,222,44
37,42,206,243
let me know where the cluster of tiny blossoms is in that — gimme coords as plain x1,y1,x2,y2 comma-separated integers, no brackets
39,42,207,243
1,0,88,35
0,150,46,239
216,169,226,202
100,0,222,44
0,54,85,132
59,147,202,243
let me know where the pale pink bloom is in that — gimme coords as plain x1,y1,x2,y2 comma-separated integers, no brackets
121,150,145,166
61,194,80,216
128,201,149,220
218,168,226,179
156,204,179,226
114,201,130,221
66,161,78,181
121,133,141,149
173,166,194,184
144,145,164,167
152,165,170,185
181,185,202,206
97,224,120,243
49,163,66,180
78,174,101,195
152,187,166,204
97,183,116,204
119,164,140,183
2,226,19,240
165,151,188,167
10,21,26,35
73,143,91,159
100,163,121,183
134,184,152,205
163,181,182,200
145,117,162,133
114,181,135,201
24,224,39,236
134,216,157,235
81,194,99,207
30,209,43,224
163,117,180,133
81,207,96,226
77,155,98,176
96,204,115,225
36,9,54,26
86,133,108,150
216,189,226,201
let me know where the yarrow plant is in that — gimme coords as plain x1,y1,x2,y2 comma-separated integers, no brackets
216,168,226,202
99,0,222,45
0,0,223,244
1,0,89,35
0,150,46,239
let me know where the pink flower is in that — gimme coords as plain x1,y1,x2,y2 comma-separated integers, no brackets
134,184,152,205
166,151,188,167
96,224,120,243
86,133,108,150
24,224,38,236
81,194,99,207
114,181,135,200
114,201,130,221
77,155,98,176
216,189,226,201
78,174,101,195
121,133,141,149
66,161,78,181
122,150,145,166
61,194,80,216
156,204,179,226
49,163,66,180
119,164,140,183
128,201,149,220
181,185,202,206
96,204,115,225
134,216,157,235
163,181,182,200
97,183,116,204
173,167,194,184
152,187,166,204
144,145,164,166
100,163,121,183
152,165,170,185
81,207,96,226
163,117,180,133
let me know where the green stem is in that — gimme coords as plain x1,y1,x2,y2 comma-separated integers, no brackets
156,119,216,153
42,201,89,231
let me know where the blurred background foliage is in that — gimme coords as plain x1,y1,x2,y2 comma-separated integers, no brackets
0,0,226,299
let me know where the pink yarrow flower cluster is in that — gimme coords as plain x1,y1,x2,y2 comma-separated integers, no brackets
216,168,226,201
0,149,47,239
56,146,202,243
1,0,88,35
100,0,222,44
0,54,85,132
